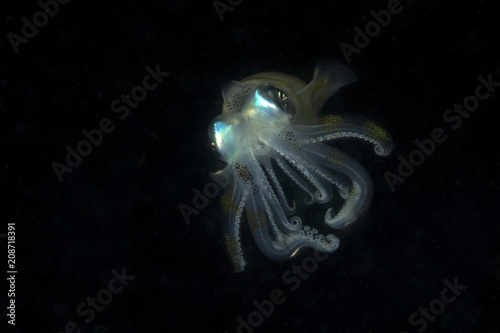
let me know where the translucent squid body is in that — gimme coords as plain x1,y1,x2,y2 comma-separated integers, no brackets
208,62,393,272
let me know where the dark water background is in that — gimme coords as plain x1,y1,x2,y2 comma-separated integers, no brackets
0,0,499,332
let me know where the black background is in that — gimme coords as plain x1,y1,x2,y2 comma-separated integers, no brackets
1,0,499,332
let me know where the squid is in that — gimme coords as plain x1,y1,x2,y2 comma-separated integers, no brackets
209,62,393,272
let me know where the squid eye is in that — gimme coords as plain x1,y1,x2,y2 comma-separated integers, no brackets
262,85,296,118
